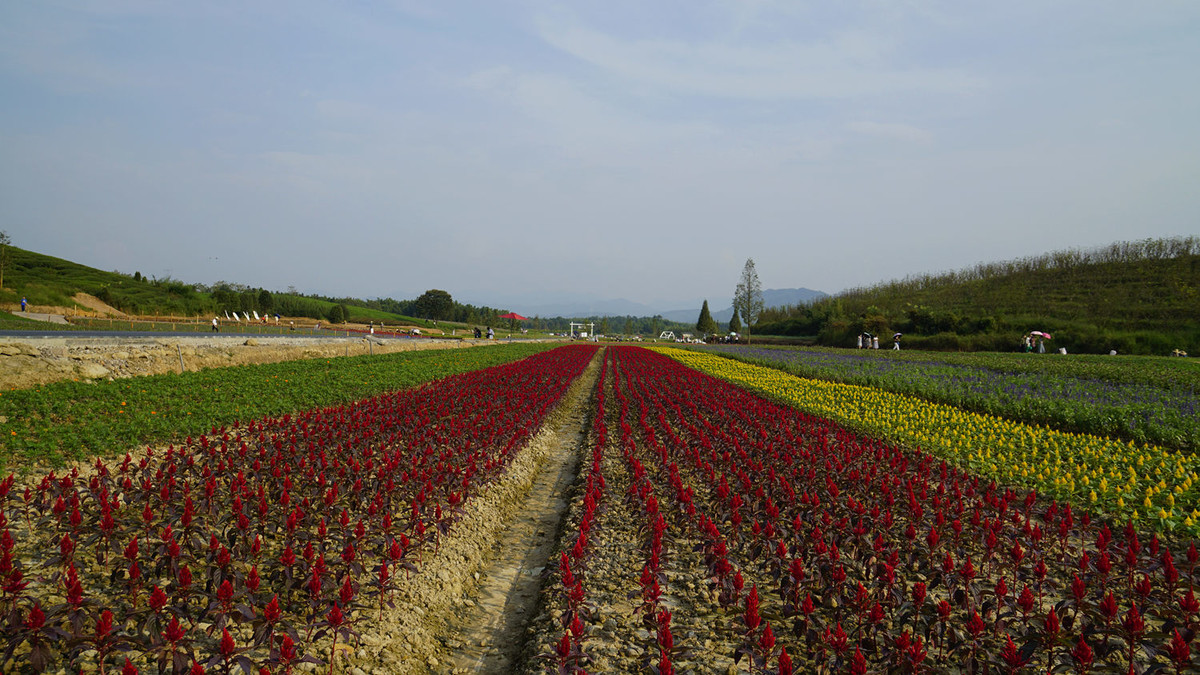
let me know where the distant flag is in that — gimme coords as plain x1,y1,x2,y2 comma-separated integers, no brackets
224,311,230,320
253,311,260,321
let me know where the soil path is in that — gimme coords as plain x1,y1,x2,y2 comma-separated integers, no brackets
440,349,601,674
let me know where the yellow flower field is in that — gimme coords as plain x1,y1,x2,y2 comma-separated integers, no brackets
655,347,1200,534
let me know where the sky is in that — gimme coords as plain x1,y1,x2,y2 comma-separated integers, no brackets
2,1,1198,312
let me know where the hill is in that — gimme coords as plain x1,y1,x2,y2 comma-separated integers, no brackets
756,237,1200,355
0,246,437,327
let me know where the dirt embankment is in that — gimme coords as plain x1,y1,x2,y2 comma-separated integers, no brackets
0,336,481,390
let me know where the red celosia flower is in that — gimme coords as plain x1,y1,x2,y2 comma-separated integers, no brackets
25,602,44,631
1018,585,1036,615
219,627,236,658
328,604,344,628
1167,629,1191,668
1123,604,1145,638
122,657,138,675
1044,608,1061,641
1100,591,1119,623
217,580,234,609
912,582,927,606
1070,635,1094,671
966,610,986,638
264,594,282,623
149,585,168,613
163,616,186,645
777,647,793,675
340,576,354,605
280,545,296,567
1071,574,1087,606
744,585,761,631
1181,589,1200,615
96,609,114,639
759,622,776,652
556,633,571,659
849,646,867,675
1000,635,1030,671
279,635,297,662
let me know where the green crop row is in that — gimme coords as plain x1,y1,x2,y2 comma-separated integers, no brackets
0,343,555,469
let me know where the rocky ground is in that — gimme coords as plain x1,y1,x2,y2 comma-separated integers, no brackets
0,335,482,390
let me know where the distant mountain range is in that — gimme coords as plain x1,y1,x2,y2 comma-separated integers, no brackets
508,288,828,322
660,288,829,324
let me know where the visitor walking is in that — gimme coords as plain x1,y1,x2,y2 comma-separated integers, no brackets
857,334,863,349
211,317,219,333
20,297,27,311
872,336,880,350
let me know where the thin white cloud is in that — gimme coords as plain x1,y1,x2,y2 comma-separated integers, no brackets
846,121,932,142
534,17,981,100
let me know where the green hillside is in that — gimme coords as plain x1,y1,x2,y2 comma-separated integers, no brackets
0,246,434,327
757,237,1200,355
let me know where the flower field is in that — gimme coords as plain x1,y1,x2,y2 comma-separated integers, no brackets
0,342,555,468
4,343,1199,673
527,347,1199,674
660,347,1200,535
0,345,596,673
696,345,1200,450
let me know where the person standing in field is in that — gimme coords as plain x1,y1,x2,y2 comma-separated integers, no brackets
20,297,27,311
1037,337,1046,354
212,317,219,333
857,334,863,349
893,335,900,350
487,326,494,340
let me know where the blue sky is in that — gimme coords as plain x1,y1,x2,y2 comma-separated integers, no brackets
2,1,1197,312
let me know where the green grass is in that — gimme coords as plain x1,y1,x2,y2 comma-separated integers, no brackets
0,342,556,469
756,237,1200,355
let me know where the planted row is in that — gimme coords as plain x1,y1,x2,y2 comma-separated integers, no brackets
588,346,1198,673
661,347,1200,535
0,342,555,467
697,344,1200,449
0,344,597,672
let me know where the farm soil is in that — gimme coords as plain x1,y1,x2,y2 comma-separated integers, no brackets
0,335,483,391
332,348,604,675
518,370,742,674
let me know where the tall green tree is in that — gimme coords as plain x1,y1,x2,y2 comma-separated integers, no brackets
696,300,719,335
729,308,741,334
0,231,10,290
733,257,763,343
624,317,633,336
413,289,454,321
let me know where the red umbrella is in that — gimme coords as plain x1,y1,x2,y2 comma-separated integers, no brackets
498,312,528,321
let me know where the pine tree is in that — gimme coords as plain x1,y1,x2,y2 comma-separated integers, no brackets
729,308,741,334
696,300,719,335
733,258,764,344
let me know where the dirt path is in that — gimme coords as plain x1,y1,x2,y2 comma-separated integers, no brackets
334,349,603,675
440,360,597,673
